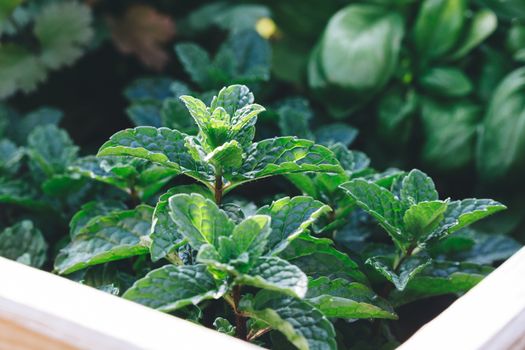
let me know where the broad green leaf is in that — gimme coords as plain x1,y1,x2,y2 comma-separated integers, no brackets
97,126,214,183
367,256,432,291
126,101,162,127
0,221,47,268
0,178,48,210
168,193,234,250
277,97,314,140
477,67,525,182
228,137,343,188
420,67,473,97
377,89,417,145
340,179,405,247
0,44,47,98
210,84,254,119
178,95,210,133
123,264,227,312
124,78,174,102
429,199,506,241
69,200,127,239
34,1,93,69
413,0,467,61
448,9,497,60
150,185,212,262
389,261,493,306
319,4,404,94
0,139,23,174
257,196,331,254
306,277,397,319
400,169,438,205
280,234,367,283
315,124,359,147
55,205,153,274
175,43,212,89
420,99,479,172
403,201,448,242
27,125,78,177
205,140,243,168
236,256,308,298
240,291,337,350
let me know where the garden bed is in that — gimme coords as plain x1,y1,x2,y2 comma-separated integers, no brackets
2,247,524,349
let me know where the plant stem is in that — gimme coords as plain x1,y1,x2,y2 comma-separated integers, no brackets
214,168,223,204
232,285,247,340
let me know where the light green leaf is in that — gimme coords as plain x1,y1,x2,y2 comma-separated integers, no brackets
55,205,153,274
403,200,448,242
69,200,127,238
256,196,331,254
123,264,227,312
210,84,254,118
413,0,467,61
213,317,236,336
240,291,337,350
306,277,397,319
389,261,493,306
400,169,438,205
168,193,234,250
420,67,473,97
367,256,432,291
0,221,47,268
97,126,214,183
205,140,243,168
0,44,47,98
236,256,308,298
448,9,497,60
340,179,405,247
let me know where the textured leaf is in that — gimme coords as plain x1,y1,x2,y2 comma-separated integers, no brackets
0,221,47,268
35,2,93,69
213,317,236,336
403,201,448,242
97,126,214,183
280,234,367,283
205,140,243,168
236,256,308,298
69,200,127,239
429,199,506,241
0,178,47,210
400,169,438,205
340,179,405,246
55,205,153,274
389,261,493,306
210,84,254,119
126,101,162,127
175,43,212,88
306,277,396,319
168,193,234,250
27,125,78,177
240,291,337,350
229,137,343,188
257,196,331,254
0,139,23,174
367,256,432,291
123,264,227,312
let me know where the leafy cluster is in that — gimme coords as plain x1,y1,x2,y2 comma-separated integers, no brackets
44,86,516,349
0,1,94,98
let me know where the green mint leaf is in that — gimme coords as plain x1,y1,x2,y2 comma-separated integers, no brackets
213,317,236,336
55,205,153,274
277,97,314,140
205,140,244,168
175,43,212,89
400,169,438,205
429,199,507,241
280,234,367,283
306,277,397,320
126,100,162,127
168,193,234,250
124,78,174,102
27,124,79,177
366,256,432,291
123,264,227,312
340,179,405,247
0,139,23,175
256,196,331,254
228,137,343,190
0,178,48,210
419,66,473,97
389,261,493,306
69,200,127,238
235,256,308,298
314,123,359,147
8,107,63,144
150,186,212,262
0,220,47,268
97,126,214,184
240,291,337,350
403,200,448,243
210,84,254,118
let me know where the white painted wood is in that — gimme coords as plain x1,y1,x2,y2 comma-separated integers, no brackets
398,247,525,350
0,257,258,349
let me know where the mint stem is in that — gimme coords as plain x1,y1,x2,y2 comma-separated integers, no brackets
232,285,247,340
214,168,223,204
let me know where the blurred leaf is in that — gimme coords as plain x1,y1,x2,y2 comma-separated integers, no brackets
448,9,497,60
377,89,417,145
420,67,473,97
0,44,47,98
0,220,47,268
108,4,175,70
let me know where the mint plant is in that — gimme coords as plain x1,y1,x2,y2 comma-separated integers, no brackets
50,85,516,349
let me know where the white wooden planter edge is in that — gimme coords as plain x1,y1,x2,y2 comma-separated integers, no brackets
1,247,525,349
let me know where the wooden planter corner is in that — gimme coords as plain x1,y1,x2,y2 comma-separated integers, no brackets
1,248,525,349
